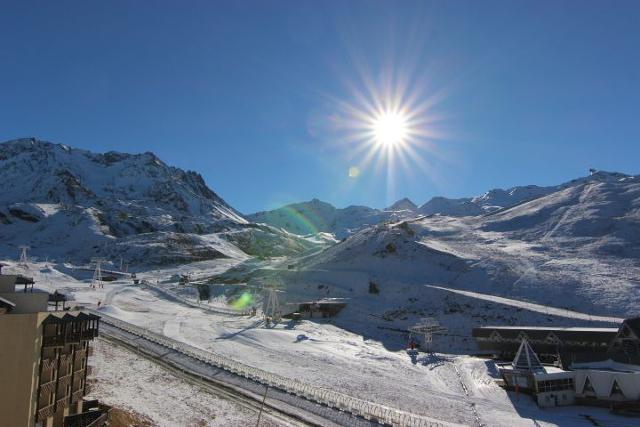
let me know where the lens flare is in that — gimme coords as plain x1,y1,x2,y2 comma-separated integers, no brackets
231,291,253,309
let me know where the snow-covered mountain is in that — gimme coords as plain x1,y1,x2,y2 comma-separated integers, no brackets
0,138,320,265
276,170,640,320
386,197,417,212
247,198,415,239
417,185,557,216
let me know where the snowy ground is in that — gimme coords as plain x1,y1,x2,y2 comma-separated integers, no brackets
86,339,279,427
3,260,636,427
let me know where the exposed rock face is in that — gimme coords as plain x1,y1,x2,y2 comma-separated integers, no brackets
0,138,320,265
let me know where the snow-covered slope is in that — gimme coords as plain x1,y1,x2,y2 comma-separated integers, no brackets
273,171,640,323
0,138,321,265
418,185,557,217
247,198,417,239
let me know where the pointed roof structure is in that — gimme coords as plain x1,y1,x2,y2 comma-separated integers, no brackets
513,339,546,373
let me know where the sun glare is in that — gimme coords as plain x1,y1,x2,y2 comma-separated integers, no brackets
372,111,409,147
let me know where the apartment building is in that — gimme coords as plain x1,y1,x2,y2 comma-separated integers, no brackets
0,272,109,427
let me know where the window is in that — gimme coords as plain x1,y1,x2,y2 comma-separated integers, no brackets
537,378,574,392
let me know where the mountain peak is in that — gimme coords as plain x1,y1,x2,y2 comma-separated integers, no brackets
386,197,417,211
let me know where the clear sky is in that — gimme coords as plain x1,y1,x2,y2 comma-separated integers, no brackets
1,1,639,214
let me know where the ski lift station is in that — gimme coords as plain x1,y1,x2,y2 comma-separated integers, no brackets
481,317,640,410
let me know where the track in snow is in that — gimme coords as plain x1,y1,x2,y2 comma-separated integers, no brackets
425,285,623,324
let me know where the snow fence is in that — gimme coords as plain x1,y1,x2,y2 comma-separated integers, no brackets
90,309,462,427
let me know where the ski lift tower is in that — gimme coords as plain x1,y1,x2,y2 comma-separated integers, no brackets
409,317,448,353
263,285,284,325
91,258,106,289
18,245,30,268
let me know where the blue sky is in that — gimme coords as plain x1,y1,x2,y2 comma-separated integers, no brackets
1,1,639,214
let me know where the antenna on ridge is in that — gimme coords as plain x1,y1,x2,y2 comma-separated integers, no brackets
18,246,30,268
91,258,106,289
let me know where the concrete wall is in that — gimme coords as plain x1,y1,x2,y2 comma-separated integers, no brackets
537,390,575,407
0,292,48,314
0,312,46,427
0,275,18,293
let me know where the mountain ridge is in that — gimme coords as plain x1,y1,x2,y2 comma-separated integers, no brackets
0,138,321,265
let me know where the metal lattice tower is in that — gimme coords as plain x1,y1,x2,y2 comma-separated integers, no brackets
18,246,30,267
263,285,283,324
91,258,106,288
409,317,448,352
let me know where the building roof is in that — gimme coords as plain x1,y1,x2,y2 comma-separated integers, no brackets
571,359,640,373
0,296,16,309
14,275,35,285
622,317,640,338
476,326,619,332
513,339,546,372
473,326,618,343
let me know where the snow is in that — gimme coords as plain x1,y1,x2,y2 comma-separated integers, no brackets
87,339,280,426
3,259,636,427
0,138,329,265
2,140,639,426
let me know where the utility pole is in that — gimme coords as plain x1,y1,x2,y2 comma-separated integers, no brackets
255,385,269,427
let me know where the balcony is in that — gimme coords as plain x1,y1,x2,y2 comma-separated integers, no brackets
81,329,99,340
37,403,55,421
39,379,56,394
42,335,66,347
71,389,84,404
42,357,57,371
56,397,69,412
58,373,72,387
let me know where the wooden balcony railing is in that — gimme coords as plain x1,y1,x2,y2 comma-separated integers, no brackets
39,380,56,395
42,335,65,347
41,357,57,371
37,403,55,421
56,397,68,412
71,389,84,404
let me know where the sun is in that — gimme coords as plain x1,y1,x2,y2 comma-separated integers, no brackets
372,111,409,147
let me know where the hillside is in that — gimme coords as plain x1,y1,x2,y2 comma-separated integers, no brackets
0,138,322,265
247,198,415,239
270,171,640,325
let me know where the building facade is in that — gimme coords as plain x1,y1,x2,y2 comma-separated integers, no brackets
0,273,107,427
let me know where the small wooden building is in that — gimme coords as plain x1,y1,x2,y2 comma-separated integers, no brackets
286,298,348,319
